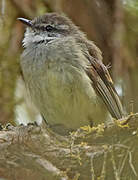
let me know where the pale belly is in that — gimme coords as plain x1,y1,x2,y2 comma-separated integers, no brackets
26,64,108,135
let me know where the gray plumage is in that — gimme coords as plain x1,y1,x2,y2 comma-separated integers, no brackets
19,13,124,135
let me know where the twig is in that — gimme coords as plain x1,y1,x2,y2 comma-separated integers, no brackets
90,154,96,180
118,149,128,176
100,151,107,179
128,150,138,177
111,147,120,180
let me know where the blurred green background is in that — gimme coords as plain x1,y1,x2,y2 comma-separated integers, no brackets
0,0,138,125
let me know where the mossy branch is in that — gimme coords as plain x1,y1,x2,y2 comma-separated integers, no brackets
0,113,138,180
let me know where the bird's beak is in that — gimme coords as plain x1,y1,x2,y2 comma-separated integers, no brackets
18,18,33,27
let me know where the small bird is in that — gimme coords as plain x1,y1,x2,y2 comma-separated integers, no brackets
18,13,124,135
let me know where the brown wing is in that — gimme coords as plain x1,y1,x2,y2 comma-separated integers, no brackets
86,56,124,119
76,36,123,119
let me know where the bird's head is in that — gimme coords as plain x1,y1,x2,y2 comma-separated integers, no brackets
18,13,84,48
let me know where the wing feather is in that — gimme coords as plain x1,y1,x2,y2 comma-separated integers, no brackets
86,58,124,119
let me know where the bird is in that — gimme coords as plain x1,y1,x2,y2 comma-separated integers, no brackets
18,13,124,135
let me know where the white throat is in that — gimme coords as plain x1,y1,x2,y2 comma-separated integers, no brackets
23,28,57,48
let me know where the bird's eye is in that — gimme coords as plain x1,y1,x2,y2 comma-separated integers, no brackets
45,25,54,31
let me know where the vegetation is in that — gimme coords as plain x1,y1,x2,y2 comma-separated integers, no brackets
0,0,138,179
